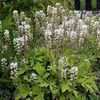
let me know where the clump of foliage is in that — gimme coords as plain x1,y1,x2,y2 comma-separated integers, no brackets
0,2,100,100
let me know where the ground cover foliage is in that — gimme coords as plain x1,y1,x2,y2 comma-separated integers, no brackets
0,0,100,100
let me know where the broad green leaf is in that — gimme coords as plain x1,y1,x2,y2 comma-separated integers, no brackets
34,93,44,100
50,85,59,94
50,65,56,73
72,90,79,97
18,83,30,98
23,75,29,81
17,68,25,75
84,84,94,93
34,62,45,76
32,86,41,95
39,81,49,87
42,73,50,79
59,95,65,100
66,94,75,100
76,94,86,100
15,91,21,100
61,82,71,93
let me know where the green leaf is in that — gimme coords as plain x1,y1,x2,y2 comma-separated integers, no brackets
61,82,71,93
50,65,56,73
72,90,79,97
39,81,49,87
34,93,44,100
77,94,86,100
17,68,25,75
18,83,30,98
32,86,41,95
15,90,21,100
42,73,50,79
34,62,45,76
84,84,94,93
23,75,29,81
66,94,75,100
59,95,65,100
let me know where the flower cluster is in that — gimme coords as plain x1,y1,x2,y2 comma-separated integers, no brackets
13,10,19,28
58,57,68,67
13,10,32,54
35,3,65,48
30,72,37,81
3,30,10,44
61,68,68,78
58,57,78,81
61,66,78,81
13,35,28,54
20,58,27,65
35,3,100,50
69,66,78,81
1,58,7,70
35,10,46,32
2,45,8,52
10,62,18,79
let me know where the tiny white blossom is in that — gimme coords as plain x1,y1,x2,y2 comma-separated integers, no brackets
24,24,30,30
58,57,68,66
1,58,7,66
97,29,100,35
45,30,52,36
30,72,37,81
56,3,60,7
47,5,52,15
61,68,67,78
2,45,8,51
20,11,25,20
52,7,57,15
35,10,45,18
31,73,37,77
13,10,19,19
10,62,18,69
46,23,52,30
13,10,18,15
54,28,64,37
4,30,10,40
70,66,78,74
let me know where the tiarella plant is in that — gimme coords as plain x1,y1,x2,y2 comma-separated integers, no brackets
0,2,100,100
11,48,98,100
35,4,100,55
